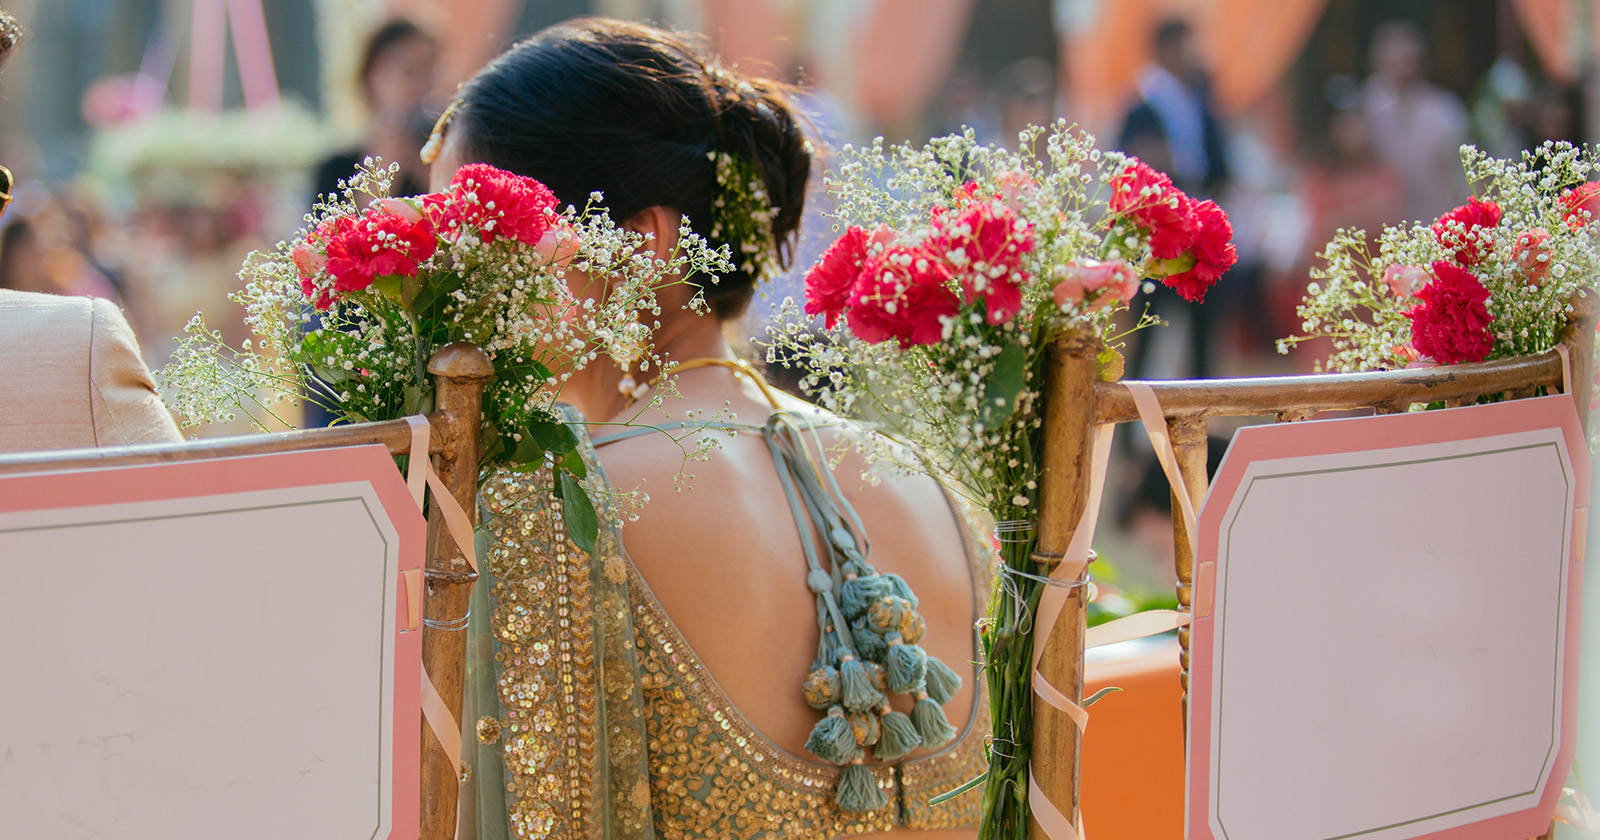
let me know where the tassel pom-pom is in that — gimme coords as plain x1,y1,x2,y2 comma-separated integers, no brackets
839,656,886,712
839,575,894,619
846,709,881,747
874,709,920,761
802,665,842,710
922,655,963,705
883,573,918,607
835,763,889,813
912,695,958,748
886,642,927,695
805,708,857,764
851,615,888,660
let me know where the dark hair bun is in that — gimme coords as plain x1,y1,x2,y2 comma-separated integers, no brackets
455,17,812,320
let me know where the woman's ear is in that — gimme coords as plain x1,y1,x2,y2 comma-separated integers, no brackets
622,205,682,262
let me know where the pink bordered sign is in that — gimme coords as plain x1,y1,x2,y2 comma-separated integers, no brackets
0,445,422,840
1186,396,1588,840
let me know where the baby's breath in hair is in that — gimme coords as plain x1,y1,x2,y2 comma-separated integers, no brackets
707,150,779,281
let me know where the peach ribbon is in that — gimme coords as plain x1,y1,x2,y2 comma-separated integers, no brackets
403,415,481,839
1556,786,1600,839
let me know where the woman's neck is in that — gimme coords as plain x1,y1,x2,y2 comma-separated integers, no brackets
561,308,734,421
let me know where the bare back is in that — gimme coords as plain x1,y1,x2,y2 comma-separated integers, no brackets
597,366,984,840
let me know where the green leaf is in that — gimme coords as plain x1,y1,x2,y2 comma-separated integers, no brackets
527,415,579,455
927,771,985,806
399,272,426,309
412,271,463,318
370,274,404,304
507,433,545,466
980,342,1027,429
562,448,588,479
557,470,599,555
1083,686,1122,708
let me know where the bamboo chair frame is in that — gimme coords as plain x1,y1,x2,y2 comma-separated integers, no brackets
0,342,493,840
1029,293,1597,840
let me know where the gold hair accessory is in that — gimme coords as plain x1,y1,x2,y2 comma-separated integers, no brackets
419,101,459,166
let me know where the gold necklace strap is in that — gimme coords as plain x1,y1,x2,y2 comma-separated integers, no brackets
662,357,785,410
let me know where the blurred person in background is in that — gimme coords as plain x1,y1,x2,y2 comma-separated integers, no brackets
312,19,439,204
1279,102,1405,345
0,5,179,451
1118,18,1232,380
995,58,1056,148
1360,20,1469,223
1118,18,1230,196
0,220,49,294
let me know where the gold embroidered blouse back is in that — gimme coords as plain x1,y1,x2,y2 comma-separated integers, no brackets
468,413,995,840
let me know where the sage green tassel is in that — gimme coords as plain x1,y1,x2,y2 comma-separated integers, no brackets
835,763,889,812
912,694,957,748
922,655,963,705
839,575,894,618
873,709,920,761
886,641,927,694
839,656,885,712
883,572,917,606
851,615,887,659
805,707,857,764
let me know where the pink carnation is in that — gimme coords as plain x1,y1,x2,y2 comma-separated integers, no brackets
928,196,1035,325
1404,260,1495,364
323,209,438,296
845,243,960,348
1562,183,1600,230
804,226,871,328
1159,200,1235,303
1431,197,1501,267
1109,160,1195,260
429,163,561,246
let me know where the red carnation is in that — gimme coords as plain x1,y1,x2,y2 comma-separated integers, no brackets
1109,160,1195,260
430,163,561,246
1159,199,1235,303
1404,261,1495,364
323,209,438,296
1562,183,1600,230
804,226,870,328
1431,197,1501,267
928,199,1035,325
846,244,960,348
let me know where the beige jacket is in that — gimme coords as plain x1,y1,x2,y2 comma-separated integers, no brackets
0,289,182,452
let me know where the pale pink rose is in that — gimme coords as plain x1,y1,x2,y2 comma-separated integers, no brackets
1382,264,1430,298
1513,227,1552,285
292,242,327,276
868,224,896,249
1052,259,1139,312
372,197,424,224
534,220,580,267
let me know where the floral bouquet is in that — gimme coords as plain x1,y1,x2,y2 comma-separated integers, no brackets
768,122,1236,839
1280,143,1600,374
162,160,728,549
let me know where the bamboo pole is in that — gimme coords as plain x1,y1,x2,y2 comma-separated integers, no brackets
1028,329,1100,840
420,343,493,840
1167,415,1208,727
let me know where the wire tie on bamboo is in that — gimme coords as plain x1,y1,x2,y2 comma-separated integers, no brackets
1000,564,1094,590
425,610,472,631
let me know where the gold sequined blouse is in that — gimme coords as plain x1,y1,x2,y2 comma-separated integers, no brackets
465,410,995,840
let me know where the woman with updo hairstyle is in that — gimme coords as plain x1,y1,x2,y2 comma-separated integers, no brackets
432,19,990,840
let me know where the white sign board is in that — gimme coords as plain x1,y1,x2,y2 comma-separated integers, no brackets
1187,396,1587,840
0,446,423,840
